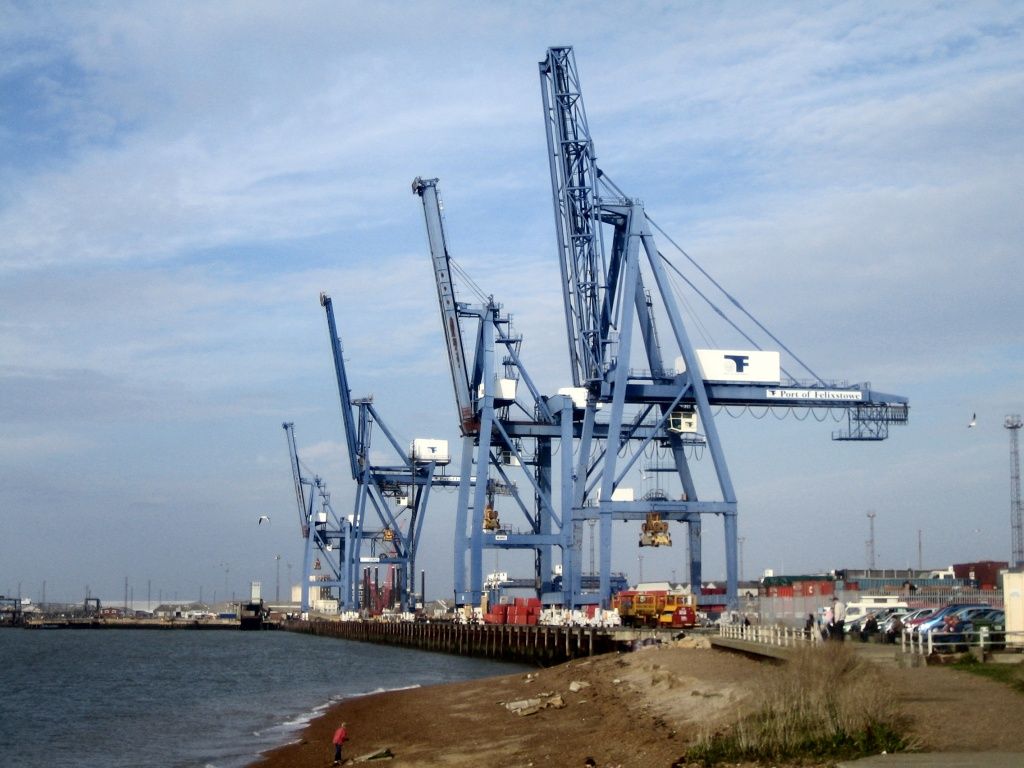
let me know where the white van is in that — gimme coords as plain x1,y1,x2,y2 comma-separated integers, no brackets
842,595,909,626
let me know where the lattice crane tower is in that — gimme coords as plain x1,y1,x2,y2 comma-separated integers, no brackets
1006,414,1023,568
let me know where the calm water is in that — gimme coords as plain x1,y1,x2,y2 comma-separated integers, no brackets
0,628,523,768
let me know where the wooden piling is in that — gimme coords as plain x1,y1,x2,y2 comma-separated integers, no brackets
283,620,618,665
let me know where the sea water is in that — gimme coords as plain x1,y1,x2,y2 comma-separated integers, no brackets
0,628,524,768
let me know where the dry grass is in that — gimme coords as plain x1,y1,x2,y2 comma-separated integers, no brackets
679,644,909,765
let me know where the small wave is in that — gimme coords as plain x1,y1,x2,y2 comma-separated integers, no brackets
347,683,422,698
263,684,423,738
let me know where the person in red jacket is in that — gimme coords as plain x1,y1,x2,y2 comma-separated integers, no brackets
332,722,348,765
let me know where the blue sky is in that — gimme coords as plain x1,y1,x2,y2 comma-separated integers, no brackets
2,1,1022,605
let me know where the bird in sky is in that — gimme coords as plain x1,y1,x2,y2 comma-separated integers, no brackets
968,413,976,428
258,515,271,525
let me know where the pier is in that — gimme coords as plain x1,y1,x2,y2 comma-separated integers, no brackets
284,620,625,665
20,617,242,630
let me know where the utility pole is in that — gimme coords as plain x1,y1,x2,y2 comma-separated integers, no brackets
866,511,877,571
1006,415,1023,568
917,529,923,571
738,537,745,583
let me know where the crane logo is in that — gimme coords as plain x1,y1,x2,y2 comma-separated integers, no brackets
723,354,750,373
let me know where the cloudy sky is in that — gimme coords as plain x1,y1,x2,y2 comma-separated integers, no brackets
2,1,1022,605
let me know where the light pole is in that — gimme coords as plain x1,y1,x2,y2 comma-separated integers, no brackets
588,519,597,576
866,511,877,571
220,562,230,603
738,537,746,583
275,554,281,604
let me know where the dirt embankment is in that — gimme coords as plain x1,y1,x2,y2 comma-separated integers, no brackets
251,639,1024,768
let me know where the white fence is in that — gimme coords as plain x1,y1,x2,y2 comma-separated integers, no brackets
720,621,1024,658
718,621,822,648
901,627,1024,656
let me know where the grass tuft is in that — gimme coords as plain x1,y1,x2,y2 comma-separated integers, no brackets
677,644,909,766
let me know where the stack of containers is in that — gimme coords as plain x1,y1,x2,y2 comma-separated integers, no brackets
507,597,541,625
483,603,509,624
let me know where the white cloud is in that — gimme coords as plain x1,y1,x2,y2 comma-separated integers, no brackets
1,2,1022,598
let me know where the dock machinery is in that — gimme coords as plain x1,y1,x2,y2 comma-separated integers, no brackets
320,292,459,612
414,176,571,606
283,421,352,614
414,47,909,612
537,46,908,609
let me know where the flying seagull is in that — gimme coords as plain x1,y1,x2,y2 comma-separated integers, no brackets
968,413,976,428
258,515,271,525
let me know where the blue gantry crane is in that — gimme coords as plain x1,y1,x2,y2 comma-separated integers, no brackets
414,177,563,605
414,46,909,611
320,292,459,613
283,421,351,613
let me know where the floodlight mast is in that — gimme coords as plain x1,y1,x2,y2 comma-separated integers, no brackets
1007,415,1023,568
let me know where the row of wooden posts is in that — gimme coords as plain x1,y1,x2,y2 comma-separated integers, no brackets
285,619,618,664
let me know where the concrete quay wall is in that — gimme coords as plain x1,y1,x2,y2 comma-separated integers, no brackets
285,620,618,665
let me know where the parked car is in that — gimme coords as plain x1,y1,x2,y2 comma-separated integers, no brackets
847,606,904,640
965,609,1006,650
895,607,934,635
914,603,990,638
878,608,908,633
899,606,936,625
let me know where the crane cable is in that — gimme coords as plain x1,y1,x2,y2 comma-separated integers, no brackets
648,216,826,387
597,171,826,387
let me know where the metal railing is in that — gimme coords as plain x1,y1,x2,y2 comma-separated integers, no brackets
721,622,1024,659
901,627,1023,655
718,622,822,647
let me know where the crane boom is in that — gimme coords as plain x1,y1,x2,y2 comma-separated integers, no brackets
321,292,362,478
412,177,476,434
282,421,310,538
539,46,607,387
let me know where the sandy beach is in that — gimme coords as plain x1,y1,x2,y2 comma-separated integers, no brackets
250,639,1024,768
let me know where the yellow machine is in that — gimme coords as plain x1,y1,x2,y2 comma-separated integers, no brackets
483,504,501,531
612,589,696,628
639,512,671,547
